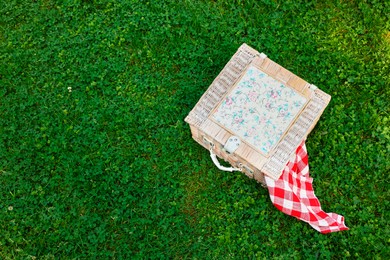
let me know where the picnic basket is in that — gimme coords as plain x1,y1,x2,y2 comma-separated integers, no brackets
185,44,331,185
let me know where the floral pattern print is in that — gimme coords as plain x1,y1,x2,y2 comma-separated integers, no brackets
212,66,307,155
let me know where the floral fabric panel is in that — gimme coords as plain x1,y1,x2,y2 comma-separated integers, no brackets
212,66,307,155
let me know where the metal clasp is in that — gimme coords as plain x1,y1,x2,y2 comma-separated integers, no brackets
223,136,241,154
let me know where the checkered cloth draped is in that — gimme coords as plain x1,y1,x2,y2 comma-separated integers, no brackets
265,141,349,234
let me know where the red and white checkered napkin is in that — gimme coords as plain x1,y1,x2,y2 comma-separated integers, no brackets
265,141,349,234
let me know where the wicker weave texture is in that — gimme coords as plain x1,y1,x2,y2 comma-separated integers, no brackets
185,44,330,183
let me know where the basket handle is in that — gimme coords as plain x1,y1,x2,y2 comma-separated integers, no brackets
209,147,241,172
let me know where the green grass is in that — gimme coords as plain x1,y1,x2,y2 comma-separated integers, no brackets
1,0,389,258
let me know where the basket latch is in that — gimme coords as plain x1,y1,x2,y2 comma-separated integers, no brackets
223,136,241,154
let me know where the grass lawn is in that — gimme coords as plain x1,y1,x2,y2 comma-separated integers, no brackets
1,0,389,258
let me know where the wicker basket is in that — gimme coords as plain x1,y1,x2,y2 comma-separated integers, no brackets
185,44,331,185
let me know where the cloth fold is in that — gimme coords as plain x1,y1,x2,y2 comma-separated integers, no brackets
265,141,349,234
